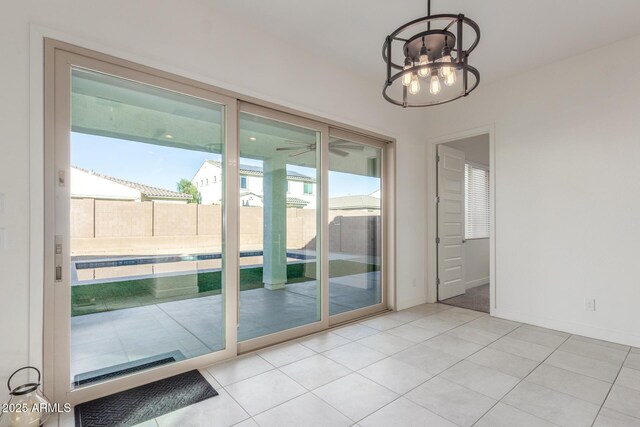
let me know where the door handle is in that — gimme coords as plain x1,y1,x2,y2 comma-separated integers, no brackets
55,235,63,282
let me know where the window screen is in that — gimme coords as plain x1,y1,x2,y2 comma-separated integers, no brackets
465,163,489,239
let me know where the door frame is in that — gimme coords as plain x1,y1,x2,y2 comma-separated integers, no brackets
327,128,394,326
45,48,240,405
39,37,396,405
426,125,496,313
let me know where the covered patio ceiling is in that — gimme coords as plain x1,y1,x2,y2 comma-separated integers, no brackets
72,68,380,178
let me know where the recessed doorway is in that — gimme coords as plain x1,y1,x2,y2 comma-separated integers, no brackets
436,133,492,313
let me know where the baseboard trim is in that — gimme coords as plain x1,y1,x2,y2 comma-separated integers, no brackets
396,296,429,311
466,277,489,290
491,308,640,348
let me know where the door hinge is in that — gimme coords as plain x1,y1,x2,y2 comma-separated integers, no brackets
437,277,441,285
435,196,440,203
436,154,440,162
436,237,440,244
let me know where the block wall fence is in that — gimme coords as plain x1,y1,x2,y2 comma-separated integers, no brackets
71,199,380,256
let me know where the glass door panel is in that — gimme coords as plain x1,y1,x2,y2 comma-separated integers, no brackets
69,68,227,387
328,137,383,315
238,111,321,342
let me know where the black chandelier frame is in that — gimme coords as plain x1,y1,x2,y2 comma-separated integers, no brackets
382,11,481,107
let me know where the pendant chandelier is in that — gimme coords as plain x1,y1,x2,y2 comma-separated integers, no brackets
382,0,480,107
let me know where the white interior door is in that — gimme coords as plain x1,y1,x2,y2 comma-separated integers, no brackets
437,145,466,300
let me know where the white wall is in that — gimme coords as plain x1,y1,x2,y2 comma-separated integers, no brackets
426,34,640,347
443,136,490,290
0,0,428,401
463,239,490,290
444,135,490,166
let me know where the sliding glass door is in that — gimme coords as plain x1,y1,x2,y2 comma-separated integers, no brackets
50,51,238,402
328,130,387,321
237,104,327,349
47,44,390,404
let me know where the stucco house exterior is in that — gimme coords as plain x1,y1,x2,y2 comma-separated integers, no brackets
70,166,192,203
192,160,317,208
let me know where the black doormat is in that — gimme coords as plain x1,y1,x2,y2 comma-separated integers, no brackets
74,370,218,427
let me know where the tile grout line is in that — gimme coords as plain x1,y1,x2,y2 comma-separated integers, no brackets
184,309,561,427
589,346,632,427
190,306,628,427
247,313,631,425
219,342,359,423
357,313,527,425
482,330,633,426
467,324,572,427
285,318,425,423
423,322,531,425
546,351,628,383
343,310,502,425
230,307,461,425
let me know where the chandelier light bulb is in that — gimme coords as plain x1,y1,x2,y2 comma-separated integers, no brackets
402,57,412,86
429,74,441,95
444,68,457,86
418,45,430,78
439,46,454,79
409,73,421,95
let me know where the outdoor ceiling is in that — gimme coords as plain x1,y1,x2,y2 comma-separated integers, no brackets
240,114,380,178
72,70,377,177
72,68,224,153
215,0,640,85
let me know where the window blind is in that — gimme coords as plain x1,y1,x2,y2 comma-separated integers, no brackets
465,163,489,239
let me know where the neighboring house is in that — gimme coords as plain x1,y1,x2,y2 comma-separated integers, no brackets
369,189,381,198
239,192,310,209
328,194,381,211
192,160,316,208
70,166,192,203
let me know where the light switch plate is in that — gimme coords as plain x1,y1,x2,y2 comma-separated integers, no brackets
584,298,596,311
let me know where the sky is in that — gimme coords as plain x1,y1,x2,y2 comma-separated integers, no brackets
71,133,380,198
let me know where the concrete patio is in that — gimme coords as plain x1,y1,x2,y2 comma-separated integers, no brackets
70,271,381,384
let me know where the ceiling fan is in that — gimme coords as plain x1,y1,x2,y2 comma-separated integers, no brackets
276,139,364,157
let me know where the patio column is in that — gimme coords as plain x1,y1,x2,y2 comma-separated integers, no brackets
262,155,288,290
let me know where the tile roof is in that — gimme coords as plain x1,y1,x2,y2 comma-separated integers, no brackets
207,160,315,183
285,196,311,207
72,166,192,200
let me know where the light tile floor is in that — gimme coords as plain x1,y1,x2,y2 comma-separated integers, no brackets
58,303,640,427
